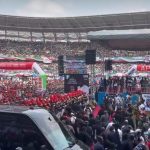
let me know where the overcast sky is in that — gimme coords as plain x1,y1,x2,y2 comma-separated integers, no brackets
0,0,150,17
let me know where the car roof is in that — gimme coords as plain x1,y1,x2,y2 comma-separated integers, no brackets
0,105,41,114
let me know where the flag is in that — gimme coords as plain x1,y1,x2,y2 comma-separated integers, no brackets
92,105,101,118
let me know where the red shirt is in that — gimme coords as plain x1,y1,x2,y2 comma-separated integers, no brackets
146,141,150,149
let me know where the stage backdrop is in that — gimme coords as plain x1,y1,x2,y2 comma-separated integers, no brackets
64,55,87,74
64,74,89,93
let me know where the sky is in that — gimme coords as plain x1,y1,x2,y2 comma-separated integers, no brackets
0,0,150,17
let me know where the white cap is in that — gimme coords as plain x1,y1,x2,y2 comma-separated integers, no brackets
16,147,23,150
71,113,75,116
135,129,141,133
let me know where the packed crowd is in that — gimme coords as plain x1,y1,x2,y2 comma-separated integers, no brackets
0,39,150,150
0,40,89,57
1,39,150,76
98,76,150,94
0,39,150,58
48,92,150,150
1,76,150,149
0,77,64,105
23,90,85,109
93,64,131,75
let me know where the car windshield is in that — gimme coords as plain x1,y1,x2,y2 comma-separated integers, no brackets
52,113,76,146
27,109,76,150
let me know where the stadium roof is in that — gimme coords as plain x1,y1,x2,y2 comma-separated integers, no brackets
0,11,150,32
88,29,150,40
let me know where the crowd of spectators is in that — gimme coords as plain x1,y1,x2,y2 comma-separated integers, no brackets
98,76,150,94
92,64,131,76
0,40,89,57
0,77,64,105
0,39,150,150
0,39,150,76
1,75,150,149
47,91,150,150
0,39,150,58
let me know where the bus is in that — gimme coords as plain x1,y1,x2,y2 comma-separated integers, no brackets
0,105,89,150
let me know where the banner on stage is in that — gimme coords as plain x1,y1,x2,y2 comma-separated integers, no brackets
64,55,87,74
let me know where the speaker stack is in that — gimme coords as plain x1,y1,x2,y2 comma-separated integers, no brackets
58,55,64,75
105,59,112,71
85,50,96,65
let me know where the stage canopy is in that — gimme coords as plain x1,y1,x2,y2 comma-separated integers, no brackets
88,29,150,50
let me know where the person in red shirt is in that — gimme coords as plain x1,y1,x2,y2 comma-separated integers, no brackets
146,134,150,149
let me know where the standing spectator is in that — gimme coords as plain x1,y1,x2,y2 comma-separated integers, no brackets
94,136,104,150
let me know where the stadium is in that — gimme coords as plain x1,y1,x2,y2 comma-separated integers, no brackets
0,4,150,150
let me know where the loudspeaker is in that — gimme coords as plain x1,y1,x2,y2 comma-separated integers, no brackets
85,50,96,65
105,59,112,71
58,55,64,75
